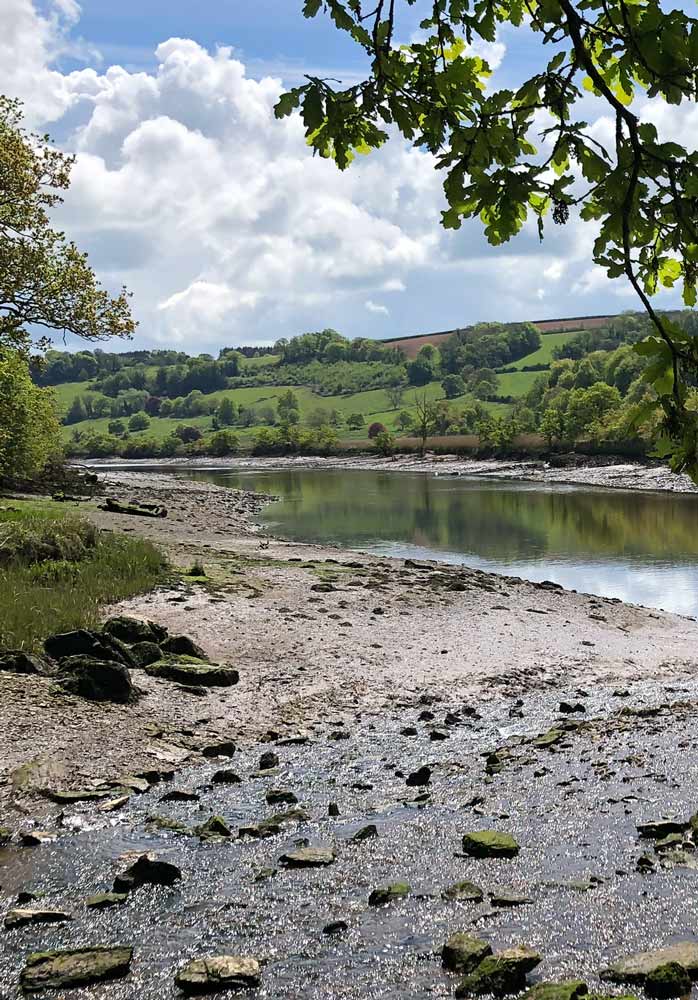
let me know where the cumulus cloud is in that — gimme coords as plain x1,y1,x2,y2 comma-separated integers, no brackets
5,0,694,351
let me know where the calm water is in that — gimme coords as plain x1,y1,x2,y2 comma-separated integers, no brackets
169,467,698,616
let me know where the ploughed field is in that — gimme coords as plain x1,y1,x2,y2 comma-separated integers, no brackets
2,680,698,998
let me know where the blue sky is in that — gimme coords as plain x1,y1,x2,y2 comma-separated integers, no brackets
5,0,693,352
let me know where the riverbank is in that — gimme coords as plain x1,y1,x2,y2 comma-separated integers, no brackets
2,467,698,828
83,452,698,494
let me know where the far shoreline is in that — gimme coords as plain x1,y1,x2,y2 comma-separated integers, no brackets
77,451,698,495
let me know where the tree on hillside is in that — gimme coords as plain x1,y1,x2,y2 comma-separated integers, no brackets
0,97,134,355
217,397,238,426
413,392,439,456
442,374,466,399
407,345,439,386
278,3,698,477
385,381,406,408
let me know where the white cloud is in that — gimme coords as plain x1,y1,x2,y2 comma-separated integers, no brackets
5,0,695,352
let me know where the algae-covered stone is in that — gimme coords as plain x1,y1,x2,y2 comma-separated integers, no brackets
212,770,242,785
47,788,110,804
601,942,698,983
196,815,234,840
266,789,298,805
368,882,410,906
20,946,133,990
523,982,588,1000
532,728,566,749
352,824,378,841
145,660,238,687
462,831,520,858
85,893,128,909
442,880,485,903
129,641,162,668
0,826,12,846
4,908,72,929
102,616,159,645
279,846,335,867
645,962,692,997
175,955,260,993
146,814,189,834
456,945,542,996
442,934,492,973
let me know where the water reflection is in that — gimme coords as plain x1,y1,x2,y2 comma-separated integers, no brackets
175,468,698,615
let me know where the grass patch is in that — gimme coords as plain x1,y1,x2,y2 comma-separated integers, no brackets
507,331,581,369
0,506,165,651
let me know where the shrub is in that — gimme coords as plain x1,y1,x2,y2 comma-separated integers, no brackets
374,431,396,456
175,424,202,443
128,411,150,432
368,421,387,439
108,419,126,436
346,412,365,429
208,430,240,456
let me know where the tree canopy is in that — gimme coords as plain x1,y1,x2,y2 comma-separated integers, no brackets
0,96,135,355
277,0,698,477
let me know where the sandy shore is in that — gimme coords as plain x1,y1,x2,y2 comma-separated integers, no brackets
3,466,698,823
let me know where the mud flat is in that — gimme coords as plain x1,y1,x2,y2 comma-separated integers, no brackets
2,469,697,827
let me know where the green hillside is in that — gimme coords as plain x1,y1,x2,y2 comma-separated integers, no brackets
33,312,669,458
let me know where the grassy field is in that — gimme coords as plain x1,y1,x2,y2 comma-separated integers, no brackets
0,501,164,650
60,380,511,444
507,331,580,369
496,370,545,398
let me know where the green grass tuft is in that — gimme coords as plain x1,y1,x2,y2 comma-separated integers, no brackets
0,507,165,651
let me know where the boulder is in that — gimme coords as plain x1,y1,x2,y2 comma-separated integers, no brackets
160,635,208,659
266,789,298,805
160,788,199,802
259,751,279,770
4,908,72,929
102,616,160,645
113,853,182,893
0,651,52,675
20,947,133,990
146,815,189,834
461,831,520,858
601,943,698,984
175,955,261,993
352,824,378,841
45,629,135,667
368,882,411,906
442,934,492,973
129,641,163,668
145,661,238,687
523,982,588,1000
406,766,431,787
442,880,485,903
56,656,135,703
455,945,542,996
279,847,335,867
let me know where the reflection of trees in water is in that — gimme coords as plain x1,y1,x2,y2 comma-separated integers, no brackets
199,470,698,562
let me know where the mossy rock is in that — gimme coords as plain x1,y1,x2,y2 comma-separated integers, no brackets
523,982,588,1000
368,882,411,906
601,942,698,983
456,946,542,996
84,893,128,909
195,815,234,840
102,616,159,645
175,955,261,993
129,641,162,668
145,814,189,834
442,880,485,903
442,934,492,973
645,963,692,998
160,634,208,659
56,656,135,704
461,830,520,858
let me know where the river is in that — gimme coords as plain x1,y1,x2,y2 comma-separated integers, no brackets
156,467,698,617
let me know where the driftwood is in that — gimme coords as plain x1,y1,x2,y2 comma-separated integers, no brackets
99,497,168,518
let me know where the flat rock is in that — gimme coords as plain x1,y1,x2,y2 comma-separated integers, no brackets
368,882,411,906
5,908,72,929
160,634,208,659
175,955,261,993
456,945,542,996
85,893,128,909
113,853,182,893
462,831,520,858
145,661,238,687
442,880,485,903
523,983,588,1000
601,942,698,983
20,946,133,990
637,820,688,839
279,847,335,868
